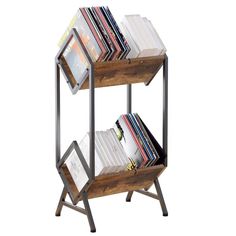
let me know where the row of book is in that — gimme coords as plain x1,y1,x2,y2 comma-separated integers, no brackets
78,113,164,176
59,6,166,94
121,15,166,58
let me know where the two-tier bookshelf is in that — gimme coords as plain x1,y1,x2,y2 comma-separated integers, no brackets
55,28,168,232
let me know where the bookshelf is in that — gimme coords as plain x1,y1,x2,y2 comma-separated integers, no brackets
55,28,168,232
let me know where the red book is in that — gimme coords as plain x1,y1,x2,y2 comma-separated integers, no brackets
122,115,149,167
80,8,107,61
94,7,122,60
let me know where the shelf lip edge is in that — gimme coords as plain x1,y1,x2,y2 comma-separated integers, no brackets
93,54,165,67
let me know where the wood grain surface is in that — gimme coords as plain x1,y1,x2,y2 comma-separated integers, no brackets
59,55,165,90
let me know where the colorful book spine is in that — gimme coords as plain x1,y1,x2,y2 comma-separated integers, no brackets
94,7,122,60
122,115,148,167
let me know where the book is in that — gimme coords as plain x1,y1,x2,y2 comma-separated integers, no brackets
80,8,109,61
135,114,165,165
134,113,160,164
90,7,116,60
93,7,122,60
121,15,166,57
100,6,128,59
126,114,155,166
122,115,148,167
105,6,131,59
119,22,140,58
79,133,108,176
108,128,130,167
113,115,144,168
143,17,166,55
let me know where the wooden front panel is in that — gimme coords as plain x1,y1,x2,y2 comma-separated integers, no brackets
86,165,165,199
80,56,164,89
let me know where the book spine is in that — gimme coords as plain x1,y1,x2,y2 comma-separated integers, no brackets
94,7,122,60
128,114,154,166
90,7,115,60
134,114,160,165
122,115,147,168
106,7,131,58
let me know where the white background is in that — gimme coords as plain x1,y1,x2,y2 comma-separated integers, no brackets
0,0,236,235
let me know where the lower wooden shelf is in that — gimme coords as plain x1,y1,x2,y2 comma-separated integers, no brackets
60,164,165,205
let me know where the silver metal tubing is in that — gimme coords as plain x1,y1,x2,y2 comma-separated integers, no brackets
55,62,61,166
135,189,159,200
55,187,67,216
127,84,132,113
89,64,95,179
63,201,86,215
82,191,96,232
154,178,168,216
163,55,168,166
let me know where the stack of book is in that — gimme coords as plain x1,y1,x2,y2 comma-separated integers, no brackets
78,113,164,176
59,7,166,93
120,15,166,58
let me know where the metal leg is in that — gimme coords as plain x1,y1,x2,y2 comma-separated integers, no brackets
125,85,133,203
154,178,168,216
126,191,133,202
55,62,61,167
163,55,168,166
89,65,95,179
55,187,67,216
127,84,132,113
82,191,96,233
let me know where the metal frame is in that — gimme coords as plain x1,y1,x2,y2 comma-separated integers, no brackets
55,28,168,232
55,29,96,232
125,55,168,216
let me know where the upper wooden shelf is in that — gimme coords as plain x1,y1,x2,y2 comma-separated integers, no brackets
59,55,165,91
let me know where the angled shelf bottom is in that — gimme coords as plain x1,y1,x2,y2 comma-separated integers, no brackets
60,164,165,205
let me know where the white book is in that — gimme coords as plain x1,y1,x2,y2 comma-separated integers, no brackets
79,132,116,176
102,131,121,170
109,128,130,168
106,130,128,171
94,133,110,174
113,116,143,168
122,15,165,57
97,131,117,173
95,132,112,174
101,131,123,173
79,133,104,176
143,17,166,55
123,15,144,48
122,15,156,57
107,129,125,165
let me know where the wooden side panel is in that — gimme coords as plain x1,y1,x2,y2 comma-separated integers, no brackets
60,165,80,204
86,165,165,199
80,56,164,89
59,56,78,88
